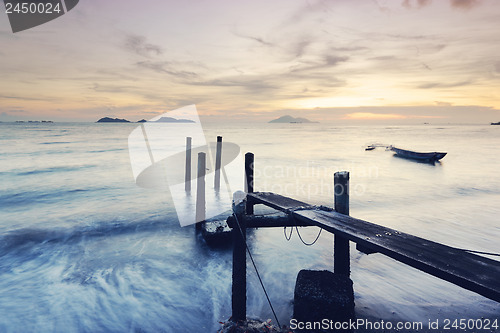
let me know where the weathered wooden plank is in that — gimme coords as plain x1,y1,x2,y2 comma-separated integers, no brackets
247,192,500,303
247,192,313,211
295,209,500,303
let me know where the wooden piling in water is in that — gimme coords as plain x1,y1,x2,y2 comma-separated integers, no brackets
185,137,192,192
214,136,222,191
244,152,254,215
196,152,206,230
231,191,247,322
334,171,350,276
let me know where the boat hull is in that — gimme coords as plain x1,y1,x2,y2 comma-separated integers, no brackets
391,147,446,162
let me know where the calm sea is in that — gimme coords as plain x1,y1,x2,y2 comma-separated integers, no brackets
0,122,499,332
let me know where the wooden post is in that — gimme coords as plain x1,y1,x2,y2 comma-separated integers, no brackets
232,191,247,322
334,171,350,275
185,137,192,192
244,152,254,215
214,136,222,191
195,152,206,230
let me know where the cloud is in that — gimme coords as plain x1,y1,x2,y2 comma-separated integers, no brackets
0,94,48,101
291,39,311,58
232,31,274,47
91,83,137,94
417,80,472,89
373,0,391,13
135,61,198,79
0,112,13,120
190,75,277,93
402,0,432,9
435,101,452,106
401,0,481,10
294,105,497,124
0,110,28,120
124,34,162,57
286,0,331,25
288,55,349,74
343,112,406,120
450,0,481,10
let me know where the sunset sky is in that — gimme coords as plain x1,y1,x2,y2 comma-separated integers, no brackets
1,0,500,123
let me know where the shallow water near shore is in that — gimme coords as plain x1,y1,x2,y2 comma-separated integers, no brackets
0,122,499,332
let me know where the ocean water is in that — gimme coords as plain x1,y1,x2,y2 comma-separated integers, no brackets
0,122,499,332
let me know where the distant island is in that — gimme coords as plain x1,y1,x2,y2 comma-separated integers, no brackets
491,122,500,125
153,117,195,123
97,116,195,123
269,115,316,123
15,120,53,123
96,117,130,123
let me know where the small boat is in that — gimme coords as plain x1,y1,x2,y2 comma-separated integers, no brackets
491,122,500,125
365,145,376,151
390,146,446,162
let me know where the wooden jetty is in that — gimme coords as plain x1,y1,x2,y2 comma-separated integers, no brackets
226,152,500,324
245,191,500,302
183,138,500,324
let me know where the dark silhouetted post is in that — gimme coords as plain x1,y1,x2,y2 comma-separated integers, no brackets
334,171,350,275
244,152,254,215
232,191,247,322
185,137,192,192
196,152,206,230
214,136,222,191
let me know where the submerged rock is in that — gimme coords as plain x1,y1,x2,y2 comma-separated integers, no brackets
201,219,232,247
293,270,355,332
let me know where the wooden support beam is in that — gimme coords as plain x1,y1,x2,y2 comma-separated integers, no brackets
245,152,254,215
334,171,350,276
231,192,247,322
195,152,206,230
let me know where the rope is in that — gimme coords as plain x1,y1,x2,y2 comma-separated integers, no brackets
283,206,325,246
232,213,281,329
284,226,293,241
295,226,322,246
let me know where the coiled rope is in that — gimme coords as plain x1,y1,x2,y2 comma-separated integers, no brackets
283,205,329,246
284,226,322,246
